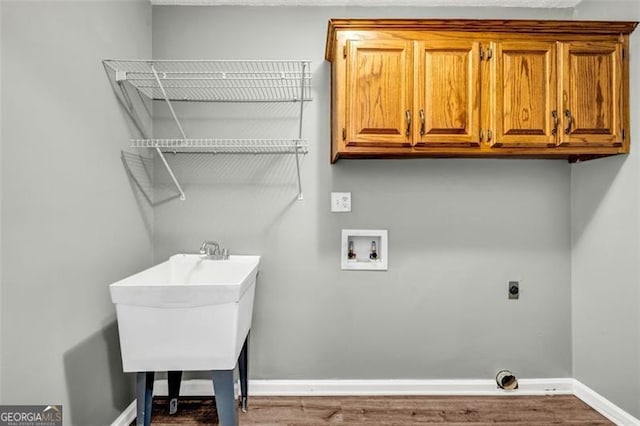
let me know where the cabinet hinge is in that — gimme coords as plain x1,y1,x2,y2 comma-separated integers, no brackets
342,128,346,140
480,47,492,61
343,45,347,59
623,129,626,140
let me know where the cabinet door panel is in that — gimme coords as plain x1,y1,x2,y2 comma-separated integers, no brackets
559,41,623,147
346,39,413,148
492,41,557,148
414,40,480,147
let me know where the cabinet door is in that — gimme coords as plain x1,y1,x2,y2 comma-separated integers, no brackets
492,41,557,148
345,39,413,148
414,40,481,147
558,41,623,147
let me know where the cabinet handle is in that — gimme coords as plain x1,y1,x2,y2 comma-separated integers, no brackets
487,129,493,142
552,110,558,136
564,109,573,135
406,110,411,137
419,109,426,136
479,130,484,142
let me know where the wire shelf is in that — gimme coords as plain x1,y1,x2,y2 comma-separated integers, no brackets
106,59,312,200
103,60,312,102
132,138,309,155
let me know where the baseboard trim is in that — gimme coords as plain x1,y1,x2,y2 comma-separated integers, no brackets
110,378,637,426
248,378,574,396
149,377,573,397
573,380,640,426
111,400,136,426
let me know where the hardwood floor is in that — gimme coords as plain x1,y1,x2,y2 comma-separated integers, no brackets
139,395,613,425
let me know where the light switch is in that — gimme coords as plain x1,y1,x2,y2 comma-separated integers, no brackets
331,192,351,212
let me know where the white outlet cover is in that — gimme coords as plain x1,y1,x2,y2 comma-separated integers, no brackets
331,192,351,212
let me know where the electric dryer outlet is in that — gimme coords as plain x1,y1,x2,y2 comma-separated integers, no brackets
508,281,519,299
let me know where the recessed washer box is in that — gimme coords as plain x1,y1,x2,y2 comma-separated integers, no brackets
341,229,388,271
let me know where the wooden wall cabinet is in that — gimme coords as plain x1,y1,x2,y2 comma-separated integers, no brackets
345,39,414,148
326,19,637,162
416,40,481,148
491,40,557,148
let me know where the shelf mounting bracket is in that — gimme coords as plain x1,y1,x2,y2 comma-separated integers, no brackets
295,62,307,201
150,64,187,201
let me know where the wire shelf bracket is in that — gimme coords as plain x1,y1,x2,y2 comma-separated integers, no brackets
104,59,312,201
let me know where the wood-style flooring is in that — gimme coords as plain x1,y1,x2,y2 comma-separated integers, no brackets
137,395,613,425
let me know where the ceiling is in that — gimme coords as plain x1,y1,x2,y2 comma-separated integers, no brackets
151,0,584,7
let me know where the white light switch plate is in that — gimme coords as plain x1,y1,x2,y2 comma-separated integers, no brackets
331,192,351,212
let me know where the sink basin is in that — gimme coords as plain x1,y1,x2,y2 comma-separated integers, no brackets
110,254,260,372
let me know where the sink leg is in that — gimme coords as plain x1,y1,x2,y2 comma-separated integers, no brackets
136,371,154,426
211,369,237,426
238,333,249,413
168,370,183,415
144,372,154,426
135,372,145,426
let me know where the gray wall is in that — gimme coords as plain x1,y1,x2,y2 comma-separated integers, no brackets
0,0,3,404
2,1,636,423
152,6,574,381
571,1,640,418
1,1,153,424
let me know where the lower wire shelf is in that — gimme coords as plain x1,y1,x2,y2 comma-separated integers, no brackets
132,138,308,154
134,138,308,201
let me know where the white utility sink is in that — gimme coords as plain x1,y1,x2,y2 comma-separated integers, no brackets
110,254,260,372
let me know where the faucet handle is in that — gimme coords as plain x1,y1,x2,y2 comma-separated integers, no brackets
200,240,219,255
199,240,227,259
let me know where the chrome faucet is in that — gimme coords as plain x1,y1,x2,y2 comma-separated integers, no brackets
199,240,229,260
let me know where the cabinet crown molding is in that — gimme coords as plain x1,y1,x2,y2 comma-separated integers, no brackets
325,19,638,61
